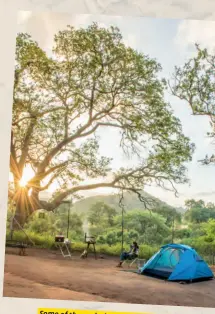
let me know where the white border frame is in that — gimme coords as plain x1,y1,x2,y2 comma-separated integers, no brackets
1,1,215,313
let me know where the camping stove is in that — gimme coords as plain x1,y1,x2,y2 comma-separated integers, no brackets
84,233,97,259
85,233,96,244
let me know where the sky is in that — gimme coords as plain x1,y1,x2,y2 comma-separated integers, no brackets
15,11,215,207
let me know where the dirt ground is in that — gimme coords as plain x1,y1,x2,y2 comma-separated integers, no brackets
3,247,215,308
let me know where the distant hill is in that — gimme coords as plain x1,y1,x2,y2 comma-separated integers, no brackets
176,207,187,214
71,191,186,216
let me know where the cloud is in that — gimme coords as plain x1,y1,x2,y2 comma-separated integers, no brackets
132,0,215,20
194,191,215,197
17,11,32,25
17,11,69,51
16,11,93,52
16,11,140,54
175,19,215,55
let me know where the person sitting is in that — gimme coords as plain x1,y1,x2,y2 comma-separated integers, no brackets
116,241,139,267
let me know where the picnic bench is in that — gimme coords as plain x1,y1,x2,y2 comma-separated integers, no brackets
6,240,29,256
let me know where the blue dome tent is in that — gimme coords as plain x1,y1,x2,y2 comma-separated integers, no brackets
140,244,214,282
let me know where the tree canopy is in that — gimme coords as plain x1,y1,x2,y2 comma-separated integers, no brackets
184,199,215,224
88,201,117,227
169,44,215,164
10,23,194,226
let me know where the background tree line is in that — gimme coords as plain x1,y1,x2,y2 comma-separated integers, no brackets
7,197,215,263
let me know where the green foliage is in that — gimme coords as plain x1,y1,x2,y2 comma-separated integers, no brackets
91,208,171,246
201,219,215,240
55,204,83,236
122,210,171,245
174,228,191,239
184,199,215,223
153,205,182,226
97,229,140,246
25,211,58,235
170,45,215,122
106,231,118,246
180,215,215,263
10,205,84,241
88,202,117,227
169,44,215,167
6,230,55,249
139,244,158,260
6,228,157,259
7,195,215,265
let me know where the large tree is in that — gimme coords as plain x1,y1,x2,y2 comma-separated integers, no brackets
10,23,193,227
169,44,215,164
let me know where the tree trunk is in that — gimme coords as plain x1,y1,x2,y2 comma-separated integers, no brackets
13,203,29,229
12,188,38,229
12,186,54,229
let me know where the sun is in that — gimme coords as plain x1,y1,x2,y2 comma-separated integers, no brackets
19,177,28,187
18,165,35,187
10,164,58,192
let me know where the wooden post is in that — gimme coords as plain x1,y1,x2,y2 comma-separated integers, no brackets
10,216,14,240
171,215,175,243
121,205,124,253
93,243,97,259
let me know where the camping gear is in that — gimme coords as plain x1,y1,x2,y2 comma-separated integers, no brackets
55,235,65,243
83,233,97,259
140,243,214,282
55,235,72,258
80,249,88,259
6,240,28,256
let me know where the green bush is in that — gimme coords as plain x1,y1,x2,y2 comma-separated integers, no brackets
6,230,55,249
6,230,157,261
139,244,158,259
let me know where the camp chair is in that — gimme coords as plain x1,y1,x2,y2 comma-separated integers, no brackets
130,258,146,269
122,256,146,268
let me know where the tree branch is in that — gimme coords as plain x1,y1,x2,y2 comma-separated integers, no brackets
18,118,36,172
